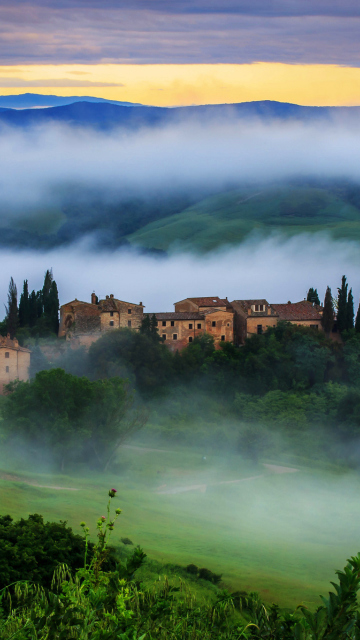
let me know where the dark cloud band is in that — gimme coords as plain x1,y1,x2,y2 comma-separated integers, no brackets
2,0,360,17
0,6,359,65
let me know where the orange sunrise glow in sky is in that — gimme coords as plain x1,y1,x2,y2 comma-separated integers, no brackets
1,64,360,107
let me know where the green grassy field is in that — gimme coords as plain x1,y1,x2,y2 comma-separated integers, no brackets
128,186,360,252
0,443,358,610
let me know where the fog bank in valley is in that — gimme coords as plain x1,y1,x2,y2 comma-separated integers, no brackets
1,118,360,211
0,234,359,313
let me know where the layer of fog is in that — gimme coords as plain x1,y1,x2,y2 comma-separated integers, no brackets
0,233,359,313
1,117,360,212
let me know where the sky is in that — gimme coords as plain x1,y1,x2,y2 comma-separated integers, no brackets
1,0,360,106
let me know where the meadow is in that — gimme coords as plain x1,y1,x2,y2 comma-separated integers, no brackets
1,440,359,611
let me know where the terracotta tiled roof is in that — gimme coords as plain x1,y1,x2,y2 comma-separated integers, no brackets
187,297,232,309
0,335,31,352
98,298,118,311
147,312,205,321
271,301,323,321
231,299,274,317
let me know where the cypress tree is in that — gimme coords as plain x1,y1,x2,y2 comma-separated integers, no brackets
5,277,18,338
355,301,360,333
347,288,355,330
28,290,38,328
337,275,348,333
42,269,53,317
18,280,30,327
48,280,59,334
307,287,320,306
322,286,334,335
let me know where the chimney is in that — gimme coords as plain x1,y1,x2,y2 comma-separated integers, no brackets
110,294,114,299
106,295,109,299
139,301,143,306
91,292,97,305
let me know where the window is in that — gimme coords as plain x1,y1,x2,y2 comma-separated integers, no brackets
253,304,265,312
128,309,132,314
257,325,263,335
110,320,114,326
310,324,319,330
5,366,9,373
173,334,177,340
212,321,216,327
162,320,166,326
162,334,166,340
189,323,193,329
227,323,230,327
128,320,132,327
197,323,201,329
171,320,175,327
189,336,193,343
5,352,9,358
110,311,114,317
221,335,225,341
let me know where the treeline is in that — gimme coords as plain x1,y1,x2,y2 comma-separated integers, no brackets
0,269,59,339
307,277,360,334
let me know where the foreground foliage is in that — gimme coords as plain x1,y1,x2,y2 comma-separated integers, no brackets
2,493,360,639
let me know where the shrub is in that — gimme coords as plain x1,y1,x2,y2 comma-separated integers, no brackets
185,563,199,575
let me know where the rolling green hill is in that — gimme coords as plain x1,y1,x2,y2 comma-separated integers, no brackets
127,186,360,252
2,183,360,252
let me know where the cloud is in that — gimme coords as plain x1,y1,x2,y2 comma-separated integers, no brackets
1,118,360,209
0,6,359,65
0,78,124,87
0,235,359,315
2,1,360,18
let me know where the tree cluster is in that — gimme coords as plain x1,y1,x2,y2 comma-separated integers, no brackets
2,369,146,471
0,269,59,339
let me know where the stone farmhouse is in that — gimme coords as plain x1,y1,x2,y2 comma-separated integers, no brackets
231,299,324,344
0,334,31,394
58,293,144,347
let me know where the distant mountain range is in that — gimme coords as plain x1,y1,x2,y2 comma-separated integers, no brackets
0,96,359,130
0,93,142,109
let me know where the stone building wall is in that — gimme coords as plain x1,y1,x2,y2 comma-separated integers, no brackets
0,336,30,394
155,314,205,352
204,310,234,346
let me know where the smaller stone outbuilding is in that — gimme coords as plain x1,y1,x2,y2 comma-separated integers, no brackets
231,298,324,344
59,293,144,345
0,334,31,394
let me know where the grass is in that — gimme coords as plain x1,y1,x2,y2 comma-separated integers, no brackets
0,443,359,610
127,185,360,252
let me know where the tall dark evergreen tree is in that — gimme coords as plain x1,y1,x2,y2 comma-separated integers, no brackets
42,269,53,317
355,301,360,333
28,290,42,327
337,275,349,333
322,286,334,335
18,280,30,328
307,287,320,306
347,288,355,331
5,277,18,338
48,280,60,333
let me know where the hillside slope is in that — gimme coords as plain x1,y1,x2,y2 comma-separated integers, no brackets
127,186,360,252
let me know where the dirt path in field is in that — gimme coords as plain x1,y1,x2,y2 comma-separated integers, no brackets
0,472,79,491
156,464,299,495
